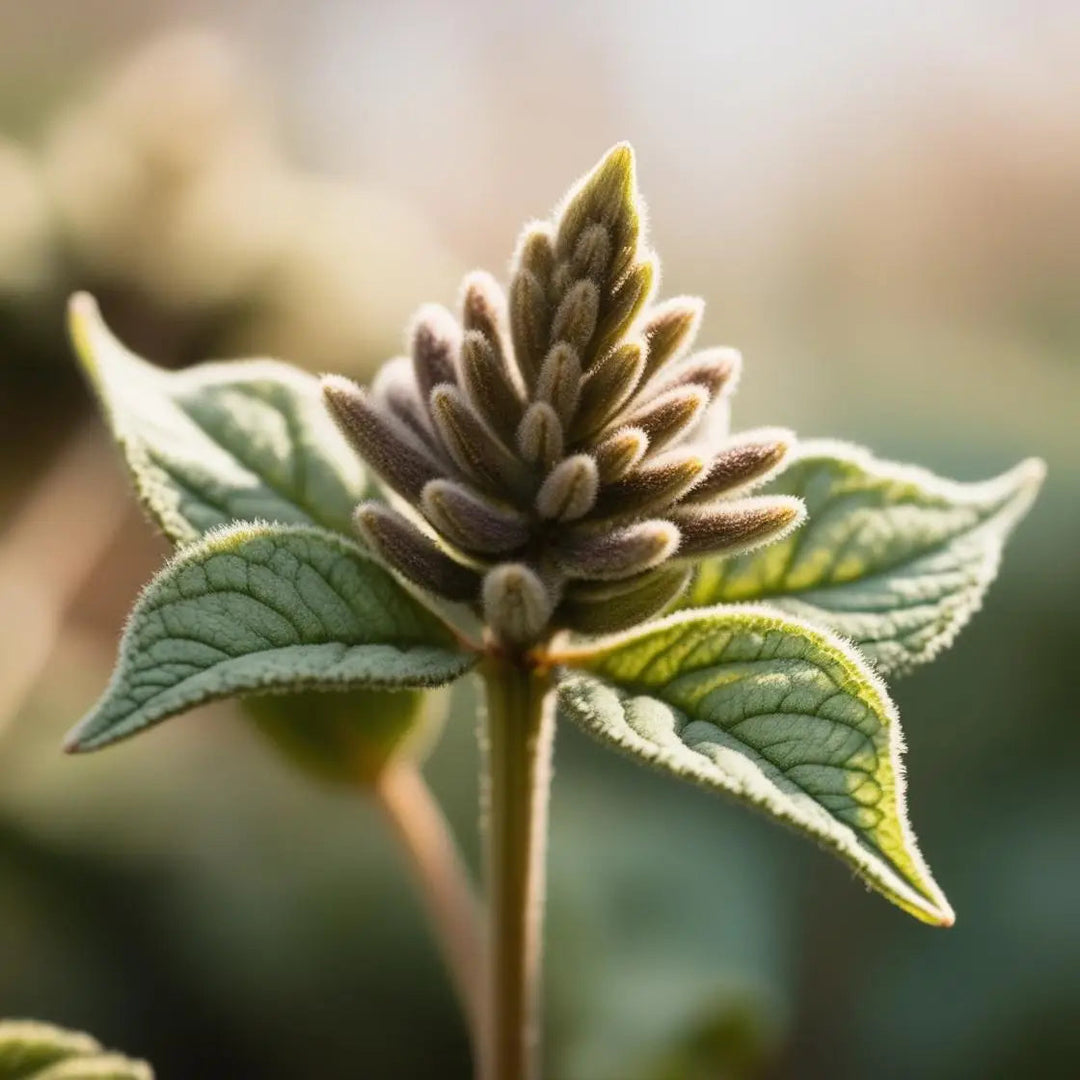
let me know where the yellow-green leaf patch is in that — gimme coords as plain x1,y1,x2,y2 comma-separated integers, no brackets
555,606,953,925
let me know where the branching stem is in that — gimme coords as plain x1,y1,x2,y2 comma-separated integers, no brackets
374,761,485,1049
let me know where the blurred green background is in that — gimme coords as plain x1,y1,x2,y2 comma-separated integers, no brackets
0,3,1076,1078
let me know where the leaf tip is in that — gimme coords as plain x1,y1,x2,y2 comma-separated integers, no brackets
67,291,105,374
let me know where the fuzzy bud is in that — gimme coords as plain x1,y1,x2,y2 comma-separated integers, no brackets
571,223,612,283
618,385,710,455
515,222,556,283
482,563,554,646
572,340,646,439
535,454,599,522
430,385,530,498
650,347,741,401
670,496,805,558
640,297,704,383
686,429,794,502
556,519,680,580
355,503,479,602
461,270,509,359
460,329,524,443
550,278,599,353
591,256,656,359
421,479,529,555
555,143,639,282
560,564,691,634
411,304,461,403
516,402,564,470
591,450,706,521
323,376,444,501
594,426,649,482
535,342,582,424
372,356,444,459
509,269,550,390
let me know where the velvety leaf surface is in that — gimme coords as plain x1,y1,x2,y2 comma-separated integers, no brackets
0,1021,152,1080
66,524,475,752
680,441,1044,675
555,607,953,925
69,293,368,545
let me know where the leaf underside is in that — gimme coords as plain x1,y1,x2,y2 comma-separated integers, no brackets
69,293,368,546
556,606,953,925
679,441,1044,676
0,1019,152,1080
66,524,475,752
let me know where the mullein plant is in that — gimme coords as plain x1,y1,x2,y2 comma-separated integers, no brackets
61,145,1043,1080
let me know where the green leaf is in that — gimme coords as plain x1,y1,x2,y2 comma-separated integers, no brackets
680,441,1045,676
69,292,368,546
66,523,476,752
0,1021,152,1080
555,607,953,925
244,685,449,786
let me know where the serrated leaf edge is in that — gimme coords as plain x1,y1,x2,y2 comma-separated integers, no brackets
551,603,955,927
65,522,476,753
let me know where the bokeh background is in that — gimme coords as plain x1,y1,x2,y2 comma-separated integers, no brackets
0,2,1077,1077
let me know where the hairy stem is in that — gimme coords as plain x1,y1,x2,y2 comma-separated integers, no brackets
481,652,556,1080
374,761,485,1047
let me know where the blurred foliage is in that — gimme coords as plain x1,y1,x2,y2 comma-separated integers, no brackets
0,30,461,478
0,13,1077,1080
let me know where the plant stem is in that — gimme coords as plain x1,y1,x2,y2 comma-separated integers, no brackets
0,424,127,747
480,652,556,1080
374,761,485,1047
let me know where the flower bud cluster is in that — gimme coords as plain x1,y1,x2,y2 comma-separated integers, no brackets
324,145,804,646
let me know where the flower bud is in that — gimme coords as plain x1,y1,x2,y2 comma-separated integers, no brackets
618,385,709,455
461,270,509,359
571,223,612,283
560,564,691,634
640,296,703,383
514,221,555,283
572,340,645,439
482,563,554,646
650,347,741,400
550,278,599,353
516,402,564,470
686,429,794,502
421,479,530,555
556,519,679,580
670,495,805,557
594,426,649,482
509,268,550,390
411,303,460,403
372,356,444,459
323,376,444,501
460,329,524,443
535,342,582,424
430,386,531,498
555,143,639,281
536,454,599,522
591,256,656,359
591,450,705,521
355,502,479,602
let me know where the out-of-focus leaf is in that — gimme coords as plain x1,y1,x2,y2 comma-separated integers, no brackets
0,1020,152,1080
555,607,953,925
245,686,449,786
69,292,368,546
679,441,1044,676
66,524,476,752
